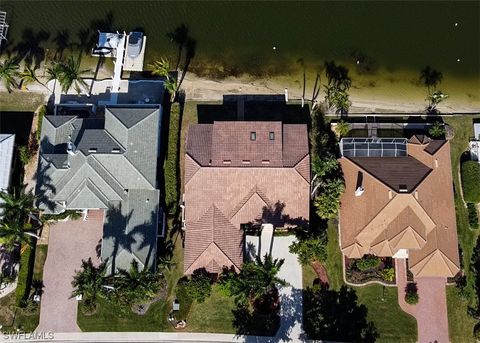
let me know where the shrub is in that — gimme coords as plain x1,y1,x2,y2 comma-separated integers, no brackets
314,178,345,219
15,245,35,307
18,146,32,165
468,203,479,230
381,267,395,282
181,268,212,303
428,121,446,138
41,210,82,222
355,255,381,271
36,105,47,142
461,161,480,203
289,235,327,265
335,120,350,137
164,103,180,215
217,266,238,297
405,283,419,305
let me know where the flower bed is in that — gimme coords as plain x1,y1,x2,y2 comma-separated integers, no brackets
345,255,396,285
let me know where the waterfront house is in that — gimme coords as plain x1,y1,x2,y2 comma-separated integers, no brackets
183,121,310,274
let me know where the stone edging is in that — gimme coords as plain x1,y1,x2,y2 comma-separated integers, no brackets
342,254,397,288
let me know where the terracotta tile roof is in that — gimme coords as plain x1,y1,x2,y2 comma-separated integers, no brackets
184,122,310,274
339,139,460,278
186,121,309,168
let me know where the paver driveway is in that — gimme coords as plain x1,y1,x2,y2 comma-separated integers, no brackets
36,210,104,333
396,258,450,343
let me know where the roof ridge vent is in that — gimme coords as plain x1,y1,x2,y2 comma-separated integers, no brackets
355,186,365,197
399,184,408,192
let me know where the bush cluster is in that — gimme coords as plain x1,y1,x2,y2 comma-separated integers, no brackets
15,245,35,307
164,103,180,215
404,283,419,305
468,203,479,230
461,161,480,203
180,268,212,303
355,255,381,271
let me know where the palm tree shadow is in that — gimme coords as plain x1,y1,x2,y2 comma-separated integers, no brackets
52,29,70,60
166,24,189,70
14,28,50,69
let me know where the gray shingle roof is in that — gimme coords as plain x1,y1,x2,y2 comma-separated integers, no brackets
36,106,162,272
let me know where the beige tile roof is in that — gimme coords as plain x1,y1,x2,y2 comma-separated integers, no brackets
184,122,310,274
339,140,460,278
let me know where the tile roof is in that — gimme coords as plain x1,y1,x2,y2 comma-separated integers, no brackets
36,106,162,273
339,139,460,278
184,121,310,274
186,121,309,168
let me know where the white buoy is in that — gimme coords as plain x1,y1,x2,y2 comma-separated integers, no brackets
457,58,461,62
454,22,458,27
273,46,276,50
356,60,360,65
284,88,289,102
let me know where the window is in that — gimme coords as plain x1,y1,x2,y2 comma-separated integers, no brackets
261,160,270,164
223,160,232,164
269,132,275,140
242,160,250,164
250,132,256,141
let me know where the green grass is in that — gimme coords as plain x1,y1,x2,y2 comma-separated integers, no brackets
443,115,480,343
0,92,45,112
15,245,34,306
185,285,236,333
356,285,417,343
33,245,48,280
77,298,169,332
302,263,317,290
305,219,417,342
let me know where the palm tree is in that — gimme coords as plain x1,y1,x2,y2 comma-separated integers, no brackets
164,78,177,102
56,56,90,94
148,57,171,79
18,65,49,91
0,187,37,224
113,260,161,304
0,221,39,251
232,254,287,302
335,120,350,137
324,61,352,110
0,57,20,93
71,258,107,309
46,61,63,93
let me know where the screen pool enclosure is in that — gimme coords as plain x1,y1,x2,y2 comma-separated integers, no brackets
340,138,408,158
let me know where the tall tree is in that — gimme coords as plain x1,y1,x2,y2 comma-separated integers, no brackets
0,187,36,224
0,221,39,251
0,57,20,93
113,260,161,304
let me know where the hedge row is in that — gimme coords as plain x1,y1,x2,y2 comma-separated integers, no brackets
15,244,35,307
164,103,181,215
461,161,480,203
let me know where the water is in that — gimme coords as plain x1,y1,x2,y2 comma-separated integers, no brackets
1,1,479,93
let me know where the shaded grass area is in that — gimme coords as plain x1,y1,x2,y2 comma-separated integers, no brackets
164,103,181,215
185,285,235,333
0,244,48,333
0,92,45,112
304,219,417,342
443,115,480,343
77,298,168,332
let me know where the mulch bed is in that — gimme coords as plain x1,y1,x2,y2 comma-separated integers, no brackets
311,260,329,286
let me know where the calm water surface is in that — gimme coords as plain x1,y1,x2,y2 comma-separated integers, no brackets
1,1,479,83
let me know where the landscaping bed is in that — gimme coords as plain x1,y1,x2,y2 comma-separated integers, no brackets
345,256,396,285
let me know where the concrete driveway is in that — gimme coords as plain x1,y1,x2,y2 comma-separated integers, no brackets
36,210,104,333
246,234,303,342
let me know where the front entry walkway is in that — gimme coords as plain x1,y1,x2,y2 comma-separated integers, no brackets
36,210,104,333
395,258,450,343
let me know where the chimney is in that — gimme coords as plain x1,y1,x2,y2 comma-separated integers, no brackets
67,141,76,156
355,171,364,197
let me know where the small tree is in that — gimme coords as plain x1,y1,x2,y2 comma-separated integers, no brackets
182,268,212,303
404,282,419,305
461,161,480,203
335,120,350,137
468,203,479,230
428,121,445,138
0,57,20,93
289,235,327,265
381,267,395,282
314,178,345,219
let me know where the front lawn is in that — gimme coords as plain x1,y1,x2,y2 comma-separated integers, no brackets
77,298,169,332
304,219,417,342
185,285,236,333
0,92,45,112
443,115,480,343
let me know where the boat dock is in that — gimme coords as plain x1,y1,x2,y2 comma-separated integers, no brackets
0,11,10,49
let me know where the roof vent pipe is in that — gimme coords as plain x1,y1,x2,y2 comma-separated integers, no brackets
355,186,365,197
67,141,76,156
